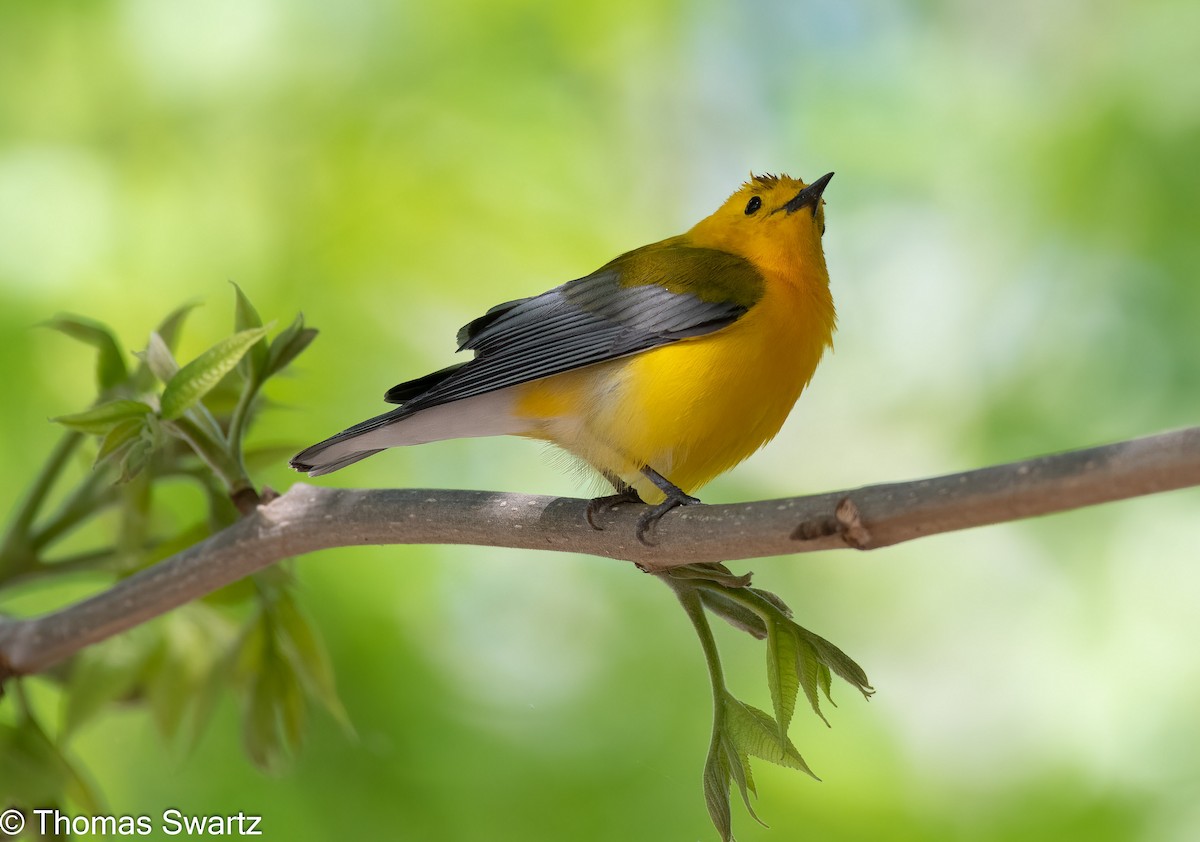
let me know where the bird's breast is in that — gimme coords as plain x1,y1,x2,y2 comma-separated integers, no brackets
515,273,834,498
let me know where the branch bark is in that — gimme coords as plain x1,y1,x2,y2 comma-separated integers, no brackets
1,426,1197,681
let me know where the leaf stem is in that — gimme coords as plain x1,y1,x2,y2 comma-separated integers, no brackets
694,582,777,624
30,469,118,553
6,548,125,589
226,375,259,485
666,576,735,841
168,416,253,499
668,578,727,708
1,431,83,579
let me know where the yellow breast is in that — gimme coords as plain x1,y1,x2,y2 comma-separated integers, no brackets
515,271,834,501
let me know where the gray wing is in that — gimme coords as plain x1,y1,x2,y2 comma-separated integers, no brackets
387,253,762,415
291,245,764,472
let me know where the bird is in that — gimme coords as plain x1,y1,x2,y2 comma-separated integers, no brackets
291,172,836,544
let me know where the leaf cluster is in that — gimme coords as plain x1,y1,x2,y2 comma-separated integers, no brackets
0,289,343,813
46,285,315,505
665,564,873,842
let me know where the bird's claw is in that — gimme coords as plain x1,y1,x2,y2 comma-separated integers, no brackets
585,489,643,530
635,489,700,546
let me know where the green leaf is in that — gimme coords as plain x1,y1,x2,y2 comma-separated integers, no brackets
62,638,148,738
747,586,794,618
231,607,268,683
698,588,768,638
234,614,282,769
52,399,153,435
723,692,818,780
0,701,103,813
766,618,801,738
795,637,831,726
142,615,213,741
721,732,762,824
160,326,269,420
133,304,198,390
118,438,153,483
156,301,200,352
801,629,874,700
232,282,264,331
702,741,733,842
668,562,753,588
94,416,145,467
185,610,242,753
274,656,308,749
265,314,318,377
140,331,180,384
232,283,269,380
44,314,128,392
242,645,305,769
188,655,229,753
244,666,283,769
274,593,353,733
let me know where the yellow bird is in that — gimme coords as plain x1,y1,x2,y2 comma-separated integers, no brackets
291,172,836,543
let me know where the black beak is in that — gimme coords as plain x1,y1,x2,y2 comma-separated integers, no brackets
783,172,834,215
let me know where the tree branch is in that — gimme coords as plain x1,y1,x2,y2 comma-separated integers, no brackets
1,426,1197,681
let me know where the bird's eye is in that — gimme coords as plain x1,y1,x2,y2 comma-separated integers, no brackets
744,196,762,215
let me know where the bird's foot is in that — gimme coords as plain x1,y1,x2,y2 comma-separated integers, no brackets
585,488,643,530
586,466,700,546
634,483,700,547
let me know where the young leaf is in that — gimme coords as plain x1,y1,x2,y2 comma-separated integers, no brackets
698,588,768,639
44,314,128,392
52,399,153,435
766,618,801,738
133,304,198,390
141,331,181,384
265,314,318,377
94,416,145,467
184,610,242,752
63,638,149,738
274,593,352,733
235,614,287,769
274,655,308,750
668,562,753,588
721,732,762,824
244,666,284,769
702,741,733,842
232,283,269,380
802,629,874,700
1,702,103,814
118,438,154,483
160,326,269,420
156,301,201,352
142,616,212,741
722,692,818,780
795,637,832,726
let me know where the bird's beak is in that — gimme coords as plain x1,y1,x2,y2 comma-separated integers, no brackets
783,172,834,215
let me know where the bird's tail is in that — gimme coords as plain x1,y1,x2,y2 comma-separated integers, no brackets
289,407,410,476
289,388,525,477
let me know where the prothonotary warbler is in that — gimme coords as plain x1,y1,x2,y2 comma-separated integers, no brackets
291,172,836,543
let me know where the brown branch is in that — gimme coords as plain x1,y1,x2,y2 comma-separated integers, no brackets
1,426,1197,681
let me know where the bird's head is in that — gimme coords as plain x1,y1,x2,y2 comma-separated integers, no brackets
687,172,833,280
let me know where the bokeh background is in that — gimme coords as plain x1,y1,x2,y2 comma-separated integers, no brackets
3,0,1199,839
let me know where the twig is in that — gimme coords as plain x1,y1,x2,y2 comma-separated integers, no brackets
1,426,1197,681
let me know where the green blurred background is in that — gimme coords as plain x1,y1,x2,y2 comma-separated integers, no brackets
2,0,1199,839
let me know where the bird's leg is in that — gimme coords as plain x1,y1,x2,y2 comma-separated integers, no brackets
635,466,701,546
585,471,644,530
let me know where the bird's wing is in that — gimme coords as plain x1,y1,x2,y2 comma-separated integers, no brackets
386,242,766,413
